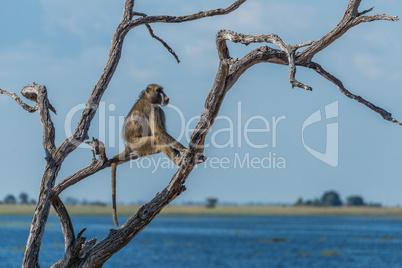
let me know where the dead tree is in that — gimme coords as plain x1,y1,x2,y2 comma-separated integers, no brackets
0,0,399,267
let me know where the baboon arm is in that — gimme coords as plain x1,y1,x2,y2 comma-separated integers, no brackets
155,130,187,152
151,108,187,152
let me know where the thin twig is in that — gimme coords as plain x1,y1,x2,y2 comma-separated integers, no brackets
355,14,399,24
358,7,374,16
309,62,402,125
145,24,180,63
132,11,180,63
132,11,147,17
287,50,312,91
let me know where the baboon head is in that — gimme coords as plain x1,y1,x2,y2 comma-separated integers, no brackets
142,84,169,107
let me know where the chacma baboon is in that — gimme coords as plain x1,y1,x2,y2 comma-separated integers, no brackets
111,84,187,227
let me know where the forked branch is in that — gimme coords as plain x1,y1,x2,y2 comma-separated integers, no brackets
299,2,399,62
0,86,57,115
215,2,400,124
50,138,138,199
0,89,39,113
2,84,57,155
51,196,97,268
216,30,314,91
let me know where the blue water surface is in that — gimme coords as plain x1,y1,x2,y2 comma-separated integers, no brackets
1,214,402,267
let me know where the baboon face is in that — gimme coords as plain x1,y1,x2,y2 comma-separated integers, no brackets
146,84,169,107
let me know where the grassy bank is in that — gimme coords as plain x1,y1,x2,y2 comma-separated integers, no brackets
1,204,402,216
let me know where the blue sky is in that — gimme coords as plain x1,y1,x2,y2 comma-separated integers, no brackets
0,0,401,206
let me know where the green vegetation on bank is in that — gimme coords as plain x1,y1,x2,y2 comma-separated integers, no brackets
1,204,402,216
294,191,382,207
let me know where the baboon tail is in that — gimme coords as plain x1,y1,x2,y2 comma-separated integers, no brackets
112,162,119,228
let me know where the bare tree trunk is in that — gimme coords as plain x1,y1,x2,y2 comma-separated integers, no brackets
23,164,59,268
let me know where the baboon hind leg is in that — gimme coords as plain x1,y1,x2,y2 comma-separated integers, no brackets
132,136,183,166
156,139,183,166
128,136,161,157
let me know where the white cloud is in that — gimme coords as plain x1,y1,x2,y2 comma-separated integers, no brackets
350,25,402,53
352,52,401,82
40,0,121,39
353,54,382,78
224,1,265,31
0,94,11,104
264,2,317,28
182,39,217,72
0,39,108,85
215,1,317,34
184,39,214,56
127,63,158,83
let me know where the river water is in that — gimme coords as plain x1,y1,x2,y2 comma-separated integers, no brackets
1,215,402,267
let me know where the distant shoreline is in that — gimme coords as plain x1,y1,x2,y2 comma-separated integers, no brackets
1,204,402,216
